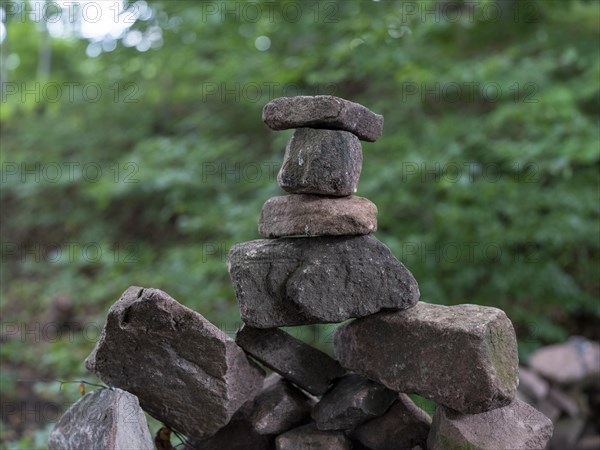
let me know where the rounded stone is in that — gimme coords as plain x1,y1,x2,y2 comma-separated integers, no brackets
277,128,362,197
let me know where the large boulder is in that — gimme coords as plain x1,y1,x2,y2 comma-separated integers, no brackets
228,235,419,328
334,302,519,414
85,286,264,439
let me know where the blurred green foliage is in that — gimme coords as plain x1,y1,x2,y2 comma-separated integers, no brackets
1,0,599,446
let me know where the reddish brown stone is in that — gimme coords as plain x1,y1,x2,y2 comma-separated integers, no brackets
259,195,377,238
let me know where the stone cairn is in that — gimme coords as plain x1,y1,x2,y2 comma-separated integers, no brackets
49,96,554,450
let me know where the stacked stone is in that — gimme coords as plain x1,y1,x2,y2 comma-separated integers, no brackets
50,96,554,450
227,95,554,450
230,96,419,330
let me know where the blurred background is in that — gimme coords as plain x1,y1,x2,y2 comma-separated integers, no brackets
0,0,598,448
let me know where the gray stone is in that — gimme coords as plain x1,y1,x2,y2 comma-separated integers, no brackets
48,388,152,450
251,376,314,435
258,195,377,238
228,235,419,328
275,423,352,450
529,336,600,385
85,286,264,439
518,366,549,401
277,128,362,196
186,374,312,449
263,95,384,142
184,399,274,450
334,302,519,414
236,326,345,396
350,394,431,450
427,399,554,450
312,374,397,430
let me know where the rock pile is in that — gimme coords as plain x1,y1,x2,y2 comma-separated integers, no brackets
518,337,600,449
49,96,555,450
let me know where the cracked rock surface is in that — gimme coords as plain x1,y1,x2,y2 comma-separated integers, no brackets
85,286,264,438
228,235,419,328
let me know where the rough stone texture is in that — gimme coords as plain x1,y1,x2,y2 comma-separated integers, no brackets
277,128,362,197
48,388,152,450
85,286,264,439
258,195,377,238
186,374,312,449
236,326,345,396
427,399,554,450
529,336,600,385
275,423,352,450
263,95,384,142
312,374,397,430
350,394,431,450
334,302,519,414
184,399,275,450
228,235,420,328
251,376,314,435
518,366,549,401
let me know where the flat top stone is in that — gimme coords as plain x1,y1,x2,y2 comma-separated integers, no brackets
85,286,264,439
259,194,377,238
48,388,153,450
263,95,384,142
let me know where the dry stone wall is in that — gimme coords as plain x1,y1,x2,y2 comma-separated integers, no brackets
49,96,554,450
